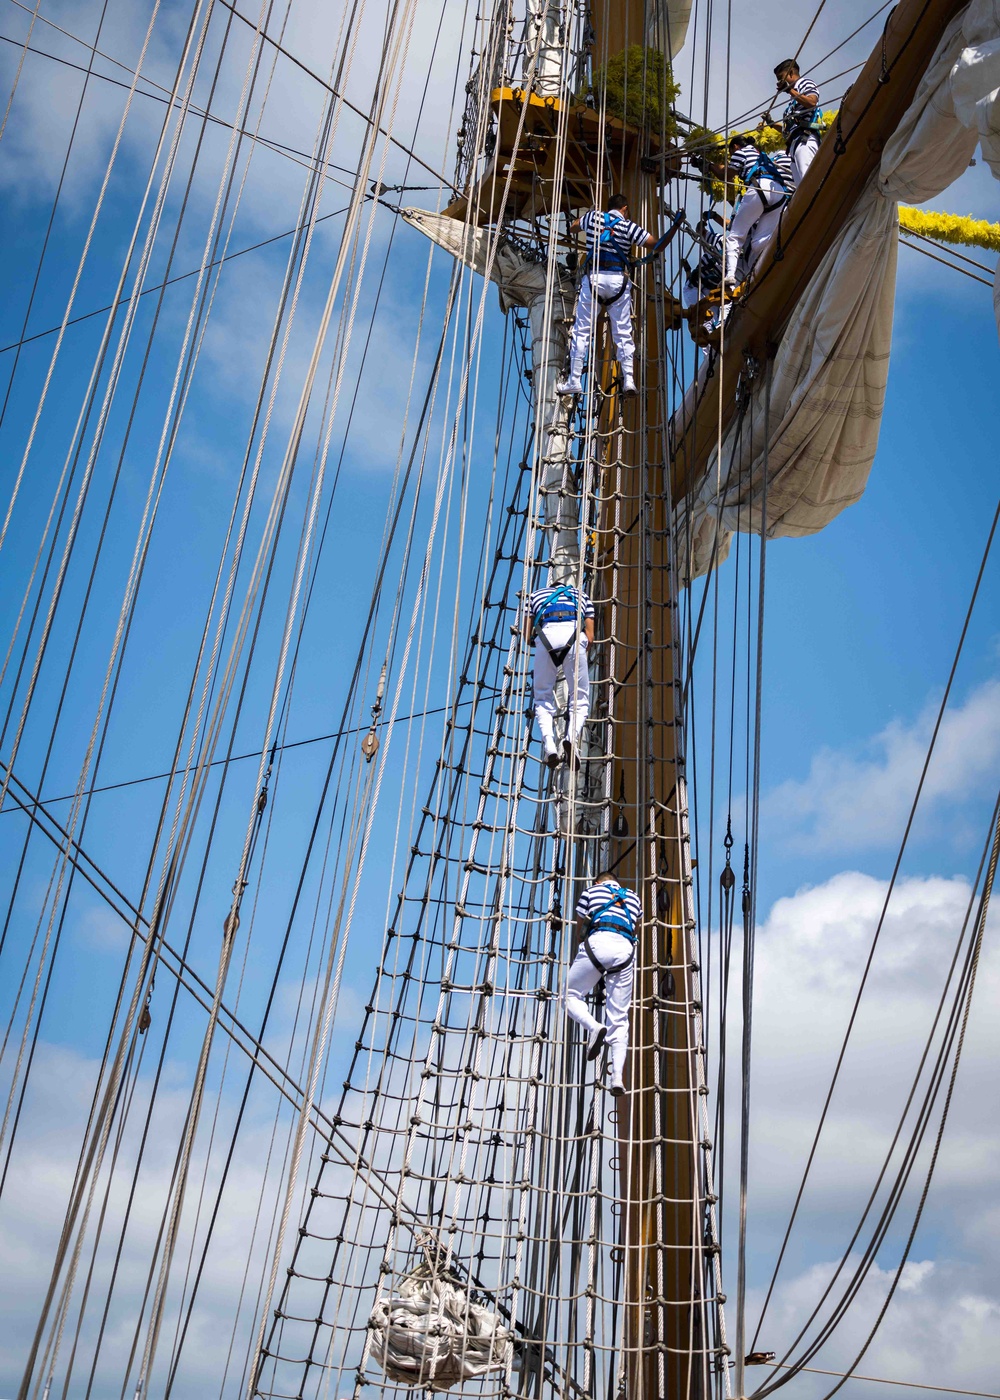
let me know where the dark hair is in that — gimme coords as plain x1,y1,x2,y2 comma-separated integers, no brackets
729,133,756,152
608,193,628,211
774,59,798,78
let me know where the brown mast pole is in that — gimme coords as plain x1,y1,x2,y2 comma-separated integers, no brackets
585,5,704,1400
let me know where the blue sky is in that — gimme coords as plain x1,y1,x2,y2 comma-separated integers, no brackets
0,0,999,1397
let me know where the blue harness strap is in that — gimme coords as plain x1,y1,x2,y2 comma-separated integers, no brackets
533,585,579,629
744,150,792,194
586,884,637,939
585,211,632,275
783,102,823,142
583,883,638,974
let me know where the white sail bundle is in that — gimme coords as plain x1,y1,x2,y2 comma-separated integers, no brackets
679,0,1000,582
369,1264,512,1391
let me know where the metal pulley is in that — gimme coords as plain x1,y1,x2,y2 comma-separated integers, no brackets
224,878,246,941
362,661,387,763
721,816,736,890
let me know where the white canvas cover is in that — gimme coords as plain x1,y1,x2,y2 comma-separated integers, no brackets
678,0,1000,582
369,1266,512,1390
649,0,693,62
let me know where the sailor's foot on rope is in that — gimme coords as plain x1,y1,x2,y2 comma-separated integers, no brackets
621,373,637,397
586,1026,607,1061
556,376,583,396
562,738,580,770
543,742,559,772
609,1081,625,1099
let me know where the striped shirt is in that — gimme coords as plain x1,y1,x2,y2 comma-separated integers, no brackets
689,231,723,293
729,144,794,191
576,881,642,940
529,585,594,630
782,77,820,141
579,209,652,272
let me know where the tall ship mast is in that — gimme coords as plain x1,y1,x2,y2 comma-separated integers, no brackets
1,1,999,1399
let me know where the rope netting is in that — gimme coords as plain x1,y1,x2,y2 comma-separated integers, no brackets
7,2,988,1399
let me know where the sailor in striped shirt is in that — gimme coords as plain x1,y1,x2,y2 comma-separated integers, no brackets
773,59,821,185
681,213,725,311
524,582,595,768
557,194,656,398
718,136,794,286
564,873,642,1096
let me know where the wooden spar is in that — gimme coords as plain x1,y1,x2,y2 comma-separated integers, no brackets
585,5,703,1400
670,0,969,504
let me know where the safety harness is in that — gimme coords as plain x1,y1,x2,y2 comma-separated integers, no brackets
584,211,632,306
739,149,793,210
533,586,584,668
582,882,638,974
729,147,793,279
783,98,824,146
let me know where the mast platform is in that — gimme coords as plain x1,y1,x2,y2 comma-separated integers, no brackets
444,87,676,225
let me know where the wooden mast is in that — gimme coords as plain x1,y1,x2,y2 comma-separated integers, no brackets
586,5,703,1400
585,6,971,1396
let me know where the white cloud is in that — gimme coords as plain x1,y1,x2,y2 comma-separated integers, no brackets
764,677,1000,853
0,1040,326,1398
732,868,1000,1391
747,1255,1000,1400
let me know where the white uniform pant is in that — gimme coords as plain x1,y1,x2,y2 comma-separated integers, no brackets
789,133,820,186
567,272,634,376
724,184,787,282
533,624,590,748
564,931,635,1085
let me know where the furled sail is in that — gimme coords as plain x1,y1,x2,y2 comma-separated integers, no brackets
678,0,1000,582
369,1261,512,1391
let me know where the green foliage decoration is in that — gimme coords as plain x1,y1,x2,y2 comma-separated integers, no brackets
591,45,679,136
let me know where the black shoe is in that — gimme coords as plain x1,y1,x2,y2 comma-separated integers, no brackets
609,1082,625,1098
586,1026,607,1061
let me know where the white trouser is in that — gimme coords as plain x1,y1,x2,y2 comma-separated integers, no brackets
789,133,820,186
533,624,590,749
724,184,786,281
564,931,635,1085
567,272,634,376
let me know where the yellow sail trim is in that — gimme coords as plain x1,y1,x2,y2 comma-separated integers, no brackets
898,205,1000,252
